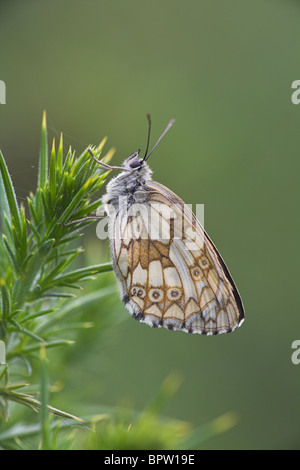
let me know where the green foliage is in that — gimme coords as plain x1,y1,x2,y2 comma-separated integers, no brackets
0,112,114,446
77,374,238,451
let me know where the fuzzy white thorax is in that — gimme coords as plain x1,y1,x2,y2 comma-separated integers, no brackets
102,152,153,215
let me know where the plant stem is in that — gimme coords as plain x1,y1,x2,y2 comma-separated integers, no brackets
13,253,45,310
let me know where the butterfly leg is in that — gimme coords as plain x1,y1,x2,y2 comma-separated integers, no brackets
88,148,127,172
58,214,106,226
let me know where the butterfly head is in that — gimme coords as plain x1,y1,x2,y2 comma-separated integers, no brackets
122,149,145,171
103,117,175,199
121,116,175,173
103,149,152,204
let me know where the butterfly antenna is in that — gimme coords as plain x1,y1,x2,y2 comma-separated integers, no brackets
143,118,175,162
143,113,152,160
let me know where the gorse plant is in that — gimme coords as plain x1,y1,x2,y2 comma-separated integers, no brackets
0,113,238,449
0,112,113,423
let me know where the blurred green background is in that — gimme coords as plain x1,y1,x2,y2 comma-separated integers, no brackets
0,0,299,449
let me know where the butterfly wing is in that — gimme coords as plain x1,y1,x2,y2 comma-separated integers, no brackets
109,181,245,335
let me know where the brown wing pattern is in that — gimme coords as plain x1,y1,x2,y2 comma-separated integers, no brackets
110,182,245,335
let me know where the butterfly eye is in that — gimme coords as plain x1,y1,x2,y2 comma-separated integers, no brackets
130,159,142,169
149,288,164,302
